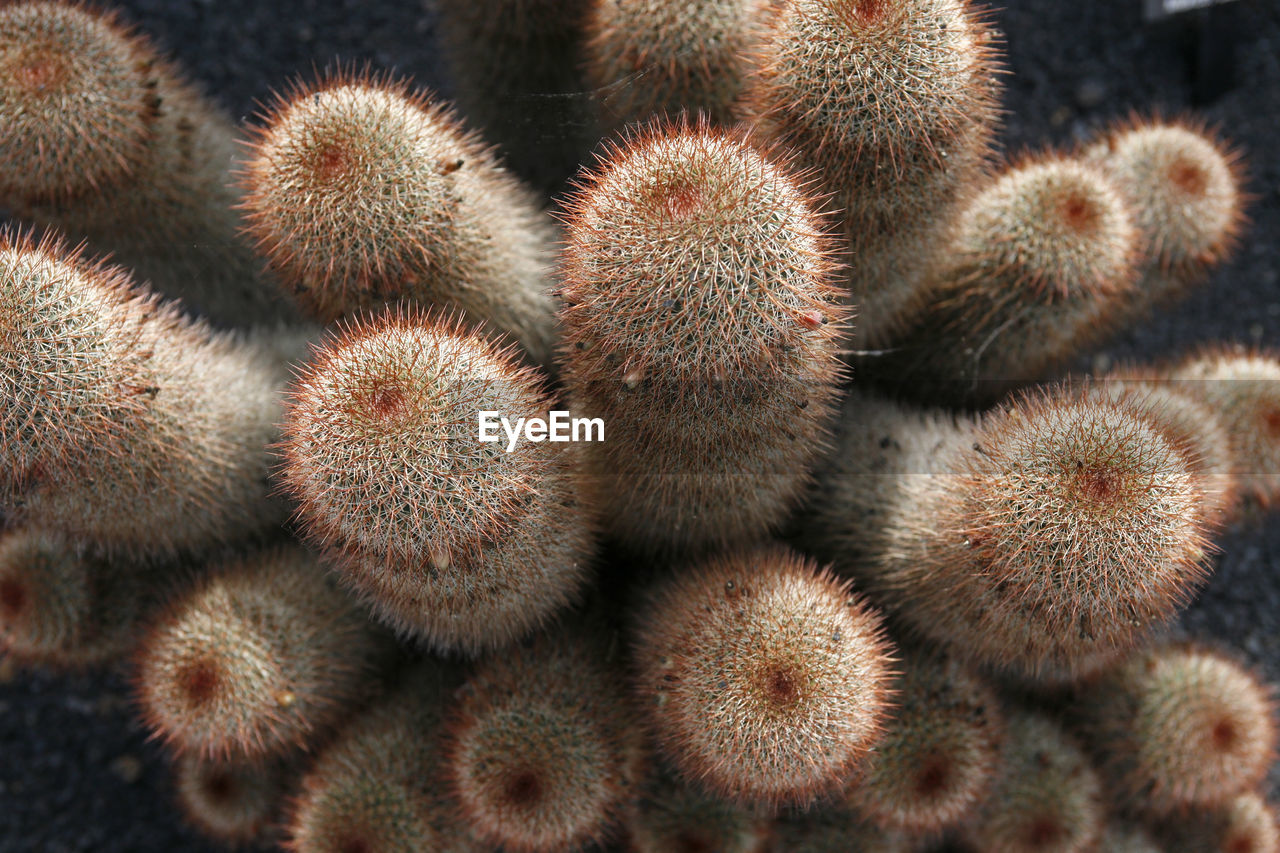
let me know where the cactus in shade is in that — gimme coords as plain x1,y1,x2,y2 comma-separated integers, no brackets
624,768,774,853
771,811,926,853
808,385,1213,681
239,71,559,366
1071,644,1276,815
434,0,598,195
277,311,595,655
0,0,295,327
445,625,641,852
1157,791,1280,853
173,752,293,846
631,547,895,807
738,0,1002,346
286,661,483,853
134,546,391,762
880,153,1141,405
846,650,1005,835
0,231,290,559
0,528,156,667
583,0,770,127
558,120,847,555
961,712,1104,853
1083,119,1246,316
1098,823,1164,853
1164,347,1280,507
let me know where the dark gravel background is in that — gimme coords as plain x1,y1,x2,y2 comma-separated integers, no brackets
1,0,1277,850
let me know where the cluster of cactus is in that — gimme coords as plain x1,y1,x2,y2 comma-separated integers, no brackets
0,0,1276,851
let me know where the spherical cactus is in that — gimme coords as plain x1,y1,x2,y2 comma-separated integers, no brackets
277,310,595,655
738,0,1002,345
0,231,291,559
583,0,770,127
0,0,152,202
445,625,641,852
844,385,1212,680
557,120,847,555
883,153,1140,405
286,661,483,853
0,527,153,668
1072,644,1276,815
961,711,1104,853
239,70,558,365
1165,346,1280,508
1083,118,1245,315
134,546,391,762
631,546,895,807
174,752,292,846
846,650,1005,835
0,0,295,326
1158,791,1280,853
625,768,774,853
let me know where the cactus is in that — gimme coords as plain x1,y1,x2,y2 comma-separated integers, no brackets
631,546,895,807
738,0,1002,346
0,527,156,667
0,230,290,559
1164,346,1280,508
624,768,774,853
444,625,641,852
808,385,1213,680
0,0,295,326
1156,791,1280,853
434,0,598,195
133,546,391,762
880,153,1141,405
277,310,595,655
1072,644,1276,815
1083,118,1246,317
239,70,559,365
583,0,770,127
286,661,483,853
960,711,1104,853
173,752,292,846
846,649,1005,835
557,120,847,554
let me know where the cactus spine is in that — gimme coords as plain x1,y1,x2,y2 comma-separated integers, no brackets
583,0,770,127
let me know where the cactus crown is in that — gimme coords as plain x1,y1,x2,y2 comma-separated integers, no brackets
559,119,844,381
279,310,556,565
744,0,999,173
1090,118,1245,274
952,154,1139,301
0,0,160,202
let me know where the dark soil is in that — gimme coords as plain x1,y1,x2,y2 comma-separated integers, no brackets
1,1,1277,850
